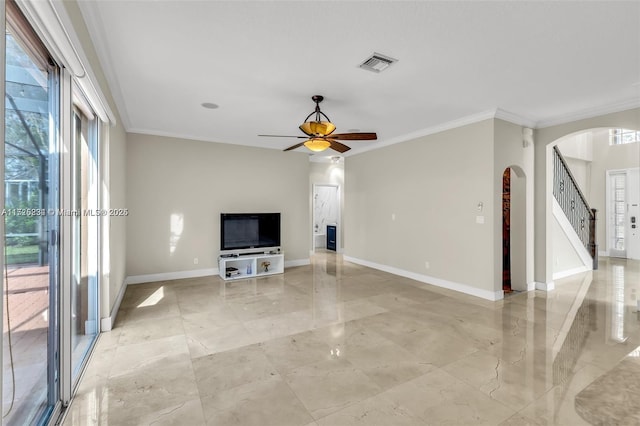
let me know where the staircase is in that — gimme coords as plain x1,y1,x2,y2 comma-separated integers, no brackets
552,146,598,269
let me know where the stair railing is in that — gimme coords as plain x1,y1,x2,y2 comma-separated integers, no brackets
552,146,598,269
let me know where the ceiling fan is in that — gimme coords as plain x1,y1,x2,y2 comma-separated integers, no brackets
259,95,377,153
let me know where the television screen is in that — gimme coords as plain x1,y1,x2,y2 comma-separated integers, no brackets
220,213,280,251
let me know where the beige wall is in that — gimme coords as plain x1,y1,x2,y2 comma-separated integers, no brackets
106,125,127,310
126,133,310,276
62,0,128,320
310,161,345,250
563,157,591,197
345,120,497,294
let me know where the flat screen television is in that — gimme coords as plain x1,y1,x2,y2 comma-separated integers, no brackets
220,213,281,251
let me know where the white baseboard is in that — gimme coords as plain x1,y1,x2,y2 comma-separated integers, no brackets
535,281,555,291
343,255,504,301
100,278,128,331
285,259,311,268
598,250,608,257
126,268,219,285
553,265,590,281
527,281,536,291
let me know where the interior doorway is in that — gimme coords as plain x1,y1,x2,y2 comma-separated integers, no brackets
502,169,512,292
503,166,527,293
312,184,339,252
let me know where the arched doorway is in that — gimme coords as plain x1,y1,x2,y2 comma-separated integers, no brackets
534,109,639,289
551,128,640,265
503,166,527,293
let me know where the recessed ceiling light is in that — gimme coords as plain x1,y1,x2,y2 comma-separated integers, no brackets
201,102,219,109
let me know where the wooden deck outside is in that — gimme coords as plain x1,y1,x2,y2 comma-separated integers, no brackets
3,265,49,423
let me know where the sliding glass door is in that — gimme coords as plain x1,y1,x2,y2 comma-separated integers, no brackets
70,102,99,383
3,2,102,424
3,3,60,423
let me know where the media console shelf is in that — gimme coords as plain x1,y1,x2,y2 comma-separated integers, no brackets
219,252,284,280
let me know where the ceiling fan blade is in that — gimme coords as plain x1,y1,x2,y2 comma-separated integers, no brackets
328,132,377,141
328,140,351,153
283,142,306,151
259,134,307,139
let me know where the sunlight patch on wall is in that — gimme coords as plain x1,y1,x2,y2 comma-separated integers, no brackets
170,213,184,255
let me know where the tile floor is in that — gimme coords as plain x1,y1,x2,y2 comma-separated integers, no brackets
63,253,640,425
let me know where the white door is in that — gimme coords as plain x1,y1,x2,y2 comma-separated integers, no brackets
608,171,627,258
627,168,640,260
608,168,640,260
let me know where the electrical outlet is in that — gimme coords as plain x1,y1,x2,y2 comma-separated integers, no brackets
425,261,430,269
391,213,396,221
194,258,199,265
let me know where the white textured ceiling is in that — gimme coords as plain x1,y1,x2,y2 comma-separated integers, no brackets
79,1,640,157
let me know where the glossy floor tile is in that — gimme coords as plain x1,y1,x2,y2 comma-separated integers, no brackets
63,254,640,425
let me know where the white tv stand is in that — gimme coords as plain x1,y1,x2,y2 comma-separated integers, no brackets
219,252,284,280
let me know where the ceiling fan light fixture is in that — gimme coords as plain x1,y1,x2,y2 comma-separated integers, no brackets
299,121,336,137
259,95,377,152
304,138,331,152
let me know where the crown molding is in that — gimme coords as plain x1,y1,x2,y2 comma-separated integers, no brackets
128,128,306,156
347,99,640,157
536,97,640,129
345,108,540,157
131,97,639,158
494,108,537,129
346,109,498,156
76,0,130,129
128,127,234,145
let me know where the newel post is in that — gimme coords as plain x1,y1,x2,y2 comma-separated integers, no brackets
589,208,598,270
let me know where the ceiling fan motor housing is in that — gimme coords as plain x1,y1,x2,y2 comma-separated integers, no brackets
259,94,377,153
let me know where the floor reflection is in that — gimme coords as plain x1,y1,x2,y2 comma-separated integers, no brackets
63,254,640,425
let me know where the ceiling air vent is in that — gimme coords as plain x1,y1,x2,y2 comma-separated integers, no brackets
359,52,397,73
